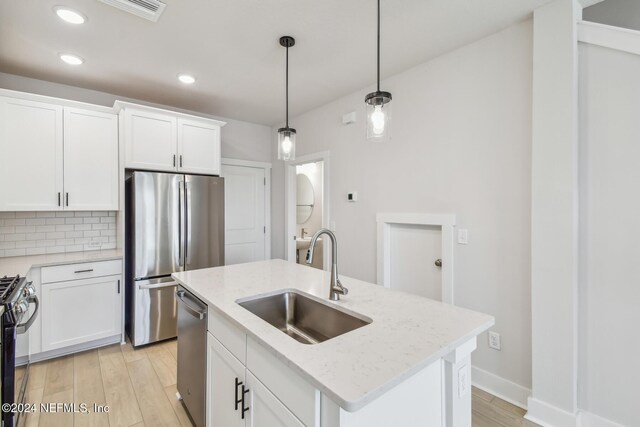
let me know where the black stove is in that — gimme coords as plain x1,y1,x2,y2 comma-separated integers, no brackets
1,275,38,427
0,275,22,304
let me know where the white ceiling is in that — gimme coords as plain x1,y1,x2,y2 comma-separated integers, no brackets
0,0,550,125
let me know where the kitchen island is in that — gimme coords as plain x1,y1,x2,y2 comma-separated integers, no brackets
172,259,493,427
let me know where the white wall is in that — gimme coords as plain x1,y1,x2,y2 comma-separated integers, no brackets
578,42,640,427
0,72,272,163
272,20,534,395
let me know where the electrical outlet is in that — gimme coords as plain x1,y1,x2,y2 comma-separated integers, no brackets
88,241,102,248
488,331,501,351
458,365,470,398
458,229,469,245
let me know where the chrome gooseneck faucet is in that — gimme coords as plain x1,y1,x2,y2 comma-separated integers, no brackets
306,229,348,301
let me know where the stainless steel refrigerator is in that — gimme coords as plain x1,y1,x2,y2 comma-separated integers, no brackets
125,171,224,347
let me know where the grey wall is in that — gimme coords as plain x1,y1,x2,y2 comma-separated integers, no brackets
583,0,640,31
271,20,534,392
0,72,272,163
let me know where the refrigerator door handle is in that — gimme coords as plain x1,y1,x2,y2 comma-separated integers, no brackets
179,180,186,267
138,281,178,290
185,180,191,266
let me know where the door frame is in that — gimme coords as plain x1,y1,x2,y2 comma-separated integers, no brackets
284,151,331,270
376,213,456,304
221,157,272,260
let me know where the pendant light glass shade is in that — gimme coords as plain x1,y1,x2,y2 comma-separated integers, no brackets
277,127,296,161
278,36,296,161
366,0,392,141
365,91,392,140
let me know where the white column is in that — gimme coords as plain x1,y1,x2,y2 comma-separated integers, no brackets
443,337,476,427
528,0,582,425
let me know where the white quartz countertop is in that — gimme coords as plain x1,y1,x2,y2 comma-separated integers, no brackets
172,259,494,412
0,249,123,277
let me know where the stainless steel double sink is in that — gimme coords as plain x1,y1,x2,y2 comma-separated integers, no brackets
237,290,371,345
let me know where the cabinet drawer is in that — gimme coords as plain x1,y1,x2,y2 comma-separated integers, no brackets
41,259,122,283
208,308,246,364
246,337,320,427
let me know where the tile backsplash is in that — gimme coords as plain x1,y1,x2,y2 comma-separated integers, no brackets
0,211,117,258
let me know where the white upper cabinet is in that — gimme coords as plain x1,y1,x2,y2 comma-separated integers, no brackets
0,97,64,211
118,102,225,175
64,108,119,210
123,107,177,172
0,92,119,211
178,118,221,175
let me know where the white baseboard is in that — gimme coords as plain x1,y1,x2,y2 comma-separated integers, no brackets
525,397,579,427
471,366,531,409
524,397,627,427
580,411,626,427
30,334,122,363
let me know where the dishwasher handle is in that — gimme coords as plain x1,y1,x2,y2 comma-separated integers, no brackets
176,290,206,320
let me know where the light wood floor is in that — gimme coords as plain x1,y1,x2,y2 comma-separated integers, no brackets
472,387,539,427
17,339,537,427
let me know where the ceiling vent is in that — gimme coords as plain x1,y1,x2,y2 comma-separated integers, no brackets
99,0,166,22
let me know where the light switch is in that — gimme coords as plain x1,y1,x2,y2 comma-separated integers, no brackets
458,229,468,245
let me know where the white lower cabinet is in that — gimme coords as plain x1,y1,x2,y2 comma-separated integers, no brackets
207,332,305,427
41,272,122,352
245,370,304,427
207,333,304,427
208,334,246,427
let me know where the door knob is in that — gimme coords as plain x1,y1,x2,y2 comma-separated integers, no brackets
435,259,442,267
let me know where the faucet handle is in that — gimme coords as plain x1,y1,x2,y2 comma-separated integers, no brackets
333,279,348,296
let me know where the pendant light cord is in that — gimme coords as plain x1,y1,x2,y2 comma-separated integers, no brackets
286,44,289,128
377,0,380,92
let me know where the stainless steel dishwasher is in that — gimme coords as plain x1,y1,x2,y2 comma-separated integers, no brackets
176,286,207,427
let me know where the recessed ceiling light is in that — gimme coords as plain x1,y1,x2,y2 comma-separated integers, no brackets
54,6,87,24
59,53,84,65
178,74,196,84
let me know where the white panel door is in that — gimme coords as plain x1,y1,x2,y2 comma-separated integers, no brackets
222,164,266,265
389,224,442,300
41,275,122,351
178,118,221,175
207,334,246,427
0,97,63,211
245,370,304,427
63,108,119,210
124,108,177,171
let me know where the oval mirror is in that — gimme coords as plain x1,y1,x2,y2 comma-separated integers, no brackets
296,173,314,224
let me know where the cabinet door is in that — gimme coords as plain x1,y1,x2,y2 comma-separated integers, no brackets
245,371,304,427
63,108,119,210
41,275,122,351
0,97,63,211
178,118,221,175
124,108,177,171
207,334,245,427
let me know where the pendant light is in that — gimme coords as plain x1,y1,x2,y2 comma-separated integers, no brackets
278,36,296,161
365,0,392,141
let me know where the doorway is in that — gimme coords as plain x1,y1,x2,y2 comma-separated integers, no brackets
221,158,271,265
285,152,330,270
